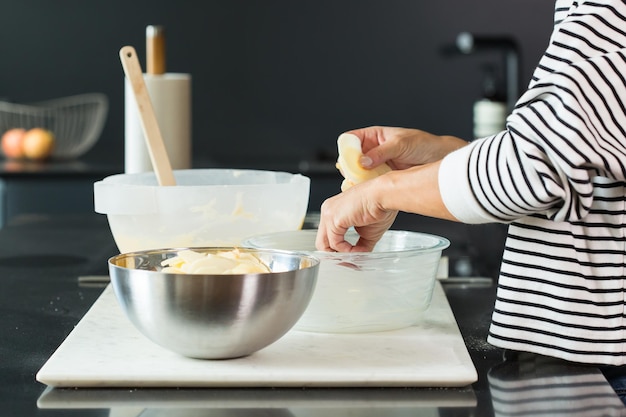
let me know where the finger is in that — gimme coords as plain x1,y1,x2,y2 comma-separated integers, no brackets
316,223,353,252
363,139,403,167
346,126,379,142
329,237,355,253
346,126,387,151
325,221,353,252
316,199,351,252
315,224,331,251
353,236,379,252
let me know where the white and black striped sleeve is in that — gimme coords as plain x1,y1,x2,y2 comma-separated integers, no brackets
440,0,626,225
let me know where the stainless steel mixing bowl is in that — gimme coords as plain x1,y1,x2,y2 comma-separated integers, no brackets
108,247,319,359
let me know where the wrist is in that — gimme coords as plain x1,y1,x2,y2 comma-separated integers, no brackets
377,162,457,221
439,135,469,158
374,170,398,213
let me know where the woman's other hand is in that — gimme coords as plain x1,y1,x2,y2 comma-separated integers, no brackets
348,126,467,171
315,176,398,253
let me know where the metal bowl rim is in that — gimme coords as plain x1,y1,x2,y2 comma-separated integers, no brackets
108,246,321,276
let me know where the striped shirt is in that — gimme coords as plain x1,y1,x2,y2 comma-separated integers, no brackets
439,0,626,365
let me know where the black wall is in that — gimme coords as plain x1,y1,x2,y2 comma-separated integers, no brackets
1,0,554,167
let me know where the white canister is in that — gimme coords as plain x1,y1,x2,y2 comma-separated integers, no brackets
473,99,507,139
124,73,192,173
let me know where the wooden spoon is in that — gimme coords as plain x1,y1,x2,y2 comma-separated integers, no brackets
119,45,176,186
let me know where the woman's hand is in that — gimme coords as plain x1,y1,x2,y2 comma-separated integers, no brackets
348,126,467,170
315,126,465,252
315,176,398,253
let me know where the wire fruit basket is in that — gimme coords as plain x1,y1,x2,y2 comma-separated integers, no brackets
0,93,108,159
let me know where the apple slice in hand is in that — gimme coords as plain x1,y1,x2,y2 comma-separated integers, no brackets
336,133,391,191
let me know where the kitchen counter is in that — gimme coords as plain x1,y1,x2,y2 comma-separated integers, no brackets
0,159,122,227
1,213,623,416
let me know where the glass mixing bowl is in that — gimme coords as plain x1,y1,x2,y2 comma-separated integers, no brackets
244,229,449,333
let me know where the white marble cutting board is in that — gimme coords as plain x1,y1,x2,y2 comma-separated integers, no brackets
36,282,477,388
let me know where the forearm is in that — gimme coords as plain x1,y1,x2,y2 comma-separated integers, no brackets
375,160,459,222
431,135,468,161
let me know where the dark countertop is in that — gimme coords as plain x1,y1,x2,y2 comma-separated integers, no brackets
0,213,623,416
0,158,122,178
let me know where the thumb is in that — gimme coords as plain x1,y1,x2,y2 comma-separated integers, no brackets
361,142,398,169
